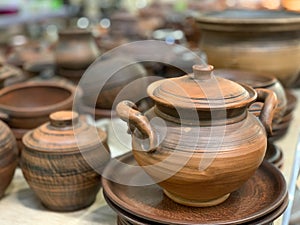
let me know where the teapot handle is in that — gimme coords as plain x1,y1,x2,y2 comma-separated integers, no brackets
255,88,277,136
116,100,157,153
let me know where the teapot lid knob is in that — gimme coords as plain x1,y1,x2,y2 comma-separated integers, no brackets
192,64,214,80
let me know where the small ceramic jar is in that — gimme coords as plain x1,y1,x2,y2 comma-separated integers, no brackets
0,120,18,198
21,111,110,211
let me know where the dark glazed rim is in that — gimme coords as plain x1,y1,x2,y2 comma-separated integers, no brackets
197,9,300,32
0,82,78,117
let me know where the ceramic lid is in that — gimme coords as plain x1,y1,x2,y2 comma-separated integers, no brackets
22,111,108,153
147,65,256,110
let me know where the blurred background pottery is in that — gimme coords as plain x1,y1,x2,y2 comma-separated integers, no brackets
78,56,152,120
0,120,18,198
55,29,100,70
197,9,300,87
0,80,79,155
21,111,110,211
214,69,287,124
117,65,277,207
0,81,78,129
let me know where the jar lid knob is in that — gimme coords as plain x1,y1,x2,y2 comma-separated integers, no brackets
192,64,214,80
50,111,79,127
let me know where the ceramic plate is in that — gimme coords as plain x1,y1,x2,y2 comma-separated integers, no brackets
102,153,287,225
107,192,288,225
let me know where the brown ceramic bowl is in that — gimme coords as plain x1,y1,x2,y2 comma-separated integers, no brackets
0,81,78,129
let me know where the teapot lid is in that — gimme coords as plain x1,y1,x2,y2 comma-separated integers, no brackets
147,65,256,110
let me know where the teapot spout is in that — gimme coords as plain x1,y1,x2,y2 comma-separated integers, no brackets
116,100,157,153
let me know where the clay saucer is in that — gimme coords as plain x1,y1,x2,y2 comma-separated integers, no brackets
106,192,288,225
102,153,287,225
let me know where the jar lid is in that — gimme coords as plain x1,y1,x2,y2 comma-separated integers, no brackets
147,65,256,110
22,111,108,153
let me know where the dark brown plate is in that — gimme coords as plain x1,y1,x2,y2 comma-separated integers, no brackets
102,153,287,225
107,193,288,225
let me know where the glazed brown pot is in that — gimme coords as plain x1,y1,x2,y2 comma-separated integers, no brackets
81,57,148,110
21,111,110,211
0,121,18,198
197,9,300,87
117,65,277,207
0,81,78,129
214,69,287,123
55,29,100,70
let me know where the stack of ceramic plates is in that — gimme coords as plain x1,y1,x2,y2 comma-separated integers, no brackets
269,90,297,142
102,153,288,225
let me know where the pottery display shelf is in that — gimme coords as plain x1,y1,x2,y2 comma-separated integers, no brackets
0,89,299,225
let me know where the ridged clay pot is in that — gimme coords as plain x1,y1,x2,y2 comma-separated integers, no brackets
0,121,18,198
21,111,110,211
117,65,277,207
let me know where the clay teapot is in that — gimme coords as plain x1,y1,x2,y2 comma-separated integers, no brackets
21,111,110,211
116,65,277,207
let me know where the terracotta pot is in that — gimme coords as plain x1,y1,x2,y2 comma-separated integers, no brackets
214,69,287,123
0,121,18,198
55,29,100,70
81,57,148,110
0,81,78,129
21,111,110,211
197,9,300,87
116,65,277,207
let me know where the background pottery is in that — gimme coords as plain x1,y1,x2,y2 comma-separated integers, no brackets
0,120,18,198
197,10,300,87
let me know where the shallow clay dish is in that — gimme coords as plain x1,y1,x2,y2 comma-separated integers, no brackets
108,193,288,225
102,153,287,225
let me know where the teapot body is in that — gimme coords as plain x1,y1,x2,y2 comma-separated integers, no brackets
131,107,267,206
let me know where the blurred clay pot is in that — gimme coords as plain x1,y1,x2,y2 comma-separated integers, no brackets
0,81,78,129
81,57,148,110
117,65,277,207
55,29,100,70
214,69,287,123
21,111,110,211
0,120,18,198
197,9,300,87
